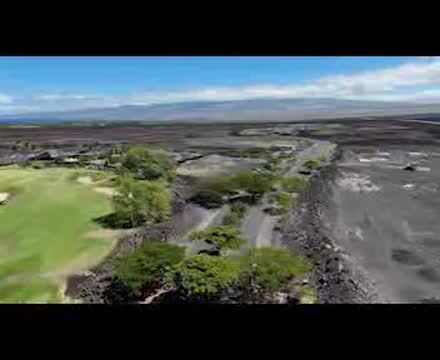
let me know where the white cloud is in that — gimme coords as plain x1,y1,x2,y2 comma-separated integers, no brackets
4,57,440,115
35,94,91,101
125,58,440,104
0,94,13,104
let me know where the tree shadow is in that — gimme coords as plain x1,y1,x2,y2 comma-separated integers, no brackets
103,278,138,304
93,213,133,229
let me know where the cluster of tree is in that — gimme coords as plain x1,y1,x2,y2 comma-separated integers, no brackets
98,146,176,229
113,227,311,303
191,170,278,209
105,145,313,302
190,225,245,255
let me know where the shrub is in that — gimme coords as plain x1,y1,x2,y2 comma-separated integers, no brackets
170,254,240,298
280,176,309,193
222,201,248,227
303,159,321,170
114,242,185,295
269,192,295,213
238,248,311,299
31,163,44,170
222,211,241,227
277,192,293,208
193,171,276,206
195,176,234,196
190,190,225,209
190,225,245,253
230,171,276,198
119,146,176,181
111,175,171,228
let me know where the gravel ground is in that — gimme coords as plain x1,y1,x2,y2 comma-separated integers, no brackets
281,151,382,303
325,146,440,303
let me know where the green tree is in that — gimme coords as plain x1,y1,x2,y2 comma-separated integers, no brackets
190,225,245,253
222,201,248,227
114,242,185,295
112,175,171,228
303,159,321,170
170,254,240,298
230,171,276,198
275,191,294,209
120,146,176,181
238,248,311,299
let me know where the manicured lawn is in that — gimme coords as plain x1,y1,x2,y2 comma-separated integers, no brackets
0,166,116,303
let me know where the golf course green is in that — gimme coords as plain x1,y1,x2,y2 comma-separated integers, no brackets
0,166,117,303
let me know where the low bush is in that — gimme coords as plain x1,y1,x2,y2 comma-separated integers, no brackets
266,192,296,215
110,175,172,228
114,242,185,296
31,163,45,170
280,176,309,193
238,247,311,300
222,201,248,227
190,190,225,209
222,211,241,226
190,225,245,253
119,146,176,181
170,254,240,299
303,159,321,170
231,171,277,198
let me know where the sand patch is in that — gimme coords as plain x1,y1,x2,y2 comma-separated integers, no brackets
94,187,118,197
77,176,93,185
0,192,10,204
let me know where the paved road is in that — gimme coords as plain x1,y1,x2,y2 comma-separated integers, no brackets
240,139,336,248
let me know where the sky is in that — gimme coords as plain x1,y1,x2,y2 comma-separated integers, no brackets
1,56,440,115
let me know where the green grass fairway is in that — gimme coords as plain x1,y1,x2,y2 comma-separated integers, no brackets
0,166,116,303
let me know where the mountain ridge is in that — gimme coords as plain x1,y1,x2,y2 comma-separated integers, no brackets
1,97,440,122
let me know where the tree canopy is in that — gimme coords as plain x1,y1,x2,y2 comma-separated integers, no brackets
120,146,176,181
190,225,245,253
230,171,277,198
170,254,240,298
303,159,321,170
114,242,185,294
112,175,171,228
238,247,311,298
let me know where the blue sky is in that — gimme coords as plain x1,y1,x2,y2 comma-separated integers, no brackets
0,56,439,114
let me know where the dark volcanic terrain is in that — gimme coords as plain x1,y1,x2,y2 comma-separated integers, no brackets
3,117,440,303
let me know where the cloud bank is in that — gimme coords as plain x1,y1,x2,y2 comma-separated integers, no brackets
2,57,440,115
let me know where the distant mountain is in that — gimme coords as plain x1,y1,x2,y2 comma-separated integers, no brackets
2,98,440,122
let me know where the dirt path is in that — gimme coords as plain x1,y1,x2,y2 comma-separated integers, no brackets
240,138,336,249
